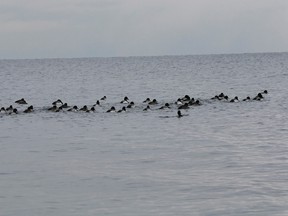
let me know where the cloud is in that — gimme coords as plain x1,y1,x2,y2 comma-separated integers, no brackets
1,0,288,58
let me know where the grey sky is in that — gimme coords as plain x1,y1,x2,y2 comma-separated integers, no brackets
1,0,288,59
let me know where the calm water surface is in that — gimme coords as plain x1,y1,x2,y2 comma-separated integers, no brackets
1,53,288,215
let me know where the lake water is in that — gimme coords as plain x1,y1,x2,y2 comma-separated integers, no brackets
1,53,288,215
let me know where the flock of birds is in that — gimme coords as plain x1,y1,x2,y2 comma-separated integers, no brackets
0,90,268,118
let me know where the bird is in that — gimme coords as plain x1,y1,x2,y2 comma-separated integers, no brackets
24,106,33,113
159,103,170,109
143,98,151,103
52,99,63,106
106,106,116,113
120,96,129,104
148,99,158,105
117,107,126,113
79,105,88,111
143,105,151,111
178,103,189,109
15,98,27,104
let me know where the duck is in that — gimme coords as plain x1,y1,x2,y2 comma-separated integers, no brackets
120,96,129,104
79,105,88,111
15,98,27,105
127,101,135,109
188,98,195,105
60,103,69,109
143,98,151,103
67,106,78,112
48,105,57,111
190,100,201,106
211,95,220,100
177,110,183,118
242,96,251,101
181,95,190,101
159,103,170,109
189,98,195,103
24,105,33,113
52,99,63,106
117,107,126,113
86,107,95,113
6,105,13,112
219,93,225,98
230,96,239,103
148,99,158,105
178,103,189,109
223,95,229,101
175,98,183,105
107,106,116,113
8,108,18,115
100,96,107,100
94,100,100,106
55,107,63,112
143,105,151,111
253,93,264,101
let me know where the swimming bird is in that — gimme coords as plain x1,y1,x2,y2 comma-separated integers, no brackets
181,95,190,101
79,105,88,111
106,106,116,113
100,96,107,100
52,99,63,106
48,105,57,111
143,98,151,103
86,107,95,113
230,96,239,103
177,110,183,118
6,105,13,112
143,105,151,111
67,106,78,112
55,107,63,112
117,107,126,113
253,93,264,101
159,103,170,109
190,100,201,106
148,99,158,105
188,99,195,105
175,98,183,105
211,95,220,100
223,95,229,101
242,96,251,101
178,103,189,109
15,98,27,104
127,101,135,109
8,108,18,115
120,96,129,104
60,103,69,109
94,100,100,106
24,105,33,113
219,93,225,98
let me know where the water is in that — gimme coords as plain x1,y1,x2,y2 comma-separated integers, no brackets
1,53,288,215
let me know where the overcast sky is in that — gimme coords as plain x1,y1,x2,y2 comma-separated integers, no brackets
1,0,288,59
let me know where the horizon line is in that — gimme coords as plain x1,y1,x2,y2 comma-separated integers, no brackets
1,51,287,61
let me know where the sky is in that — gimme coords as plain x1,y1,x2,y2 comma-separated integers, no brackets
1,0,288,59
